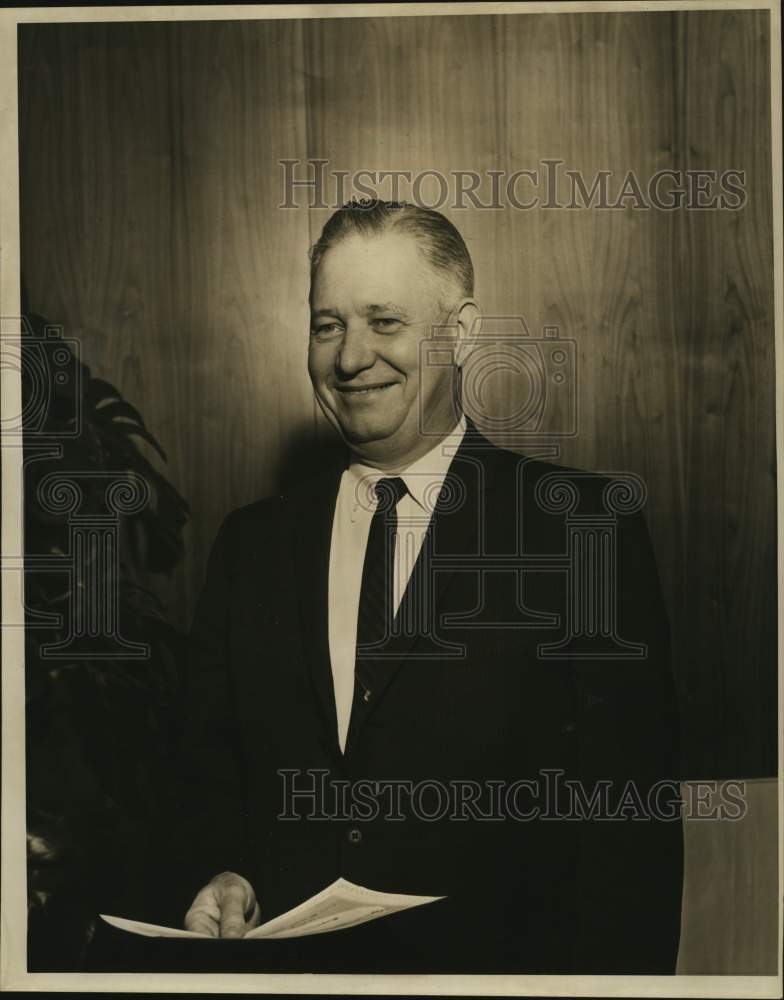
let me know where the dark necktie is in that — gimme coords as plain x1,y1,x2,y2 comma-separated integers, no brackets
353,476,408,707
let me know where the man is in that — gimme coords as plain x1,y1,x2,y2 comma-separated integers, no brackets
165,200,683,973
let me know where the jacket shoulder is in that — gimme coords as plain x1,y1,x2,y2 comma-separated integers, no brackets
223,493,286,531
475,439,645,521
219,464,342,544
478,439,604,491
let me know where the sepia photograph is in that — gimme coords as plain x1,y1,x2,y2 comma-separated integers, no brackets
1,1,781,994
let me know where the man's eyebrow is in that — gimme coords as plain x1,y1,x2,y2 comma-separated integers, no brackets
310,303,413,320
363,302,412,317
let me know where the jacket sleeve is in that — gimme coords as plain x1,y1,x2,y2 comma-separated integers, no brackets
161,513,252,925
571,506,684,973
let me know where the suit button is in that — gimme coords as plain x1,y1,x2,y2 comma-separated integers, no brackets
347,827,363,845
363,688,372,703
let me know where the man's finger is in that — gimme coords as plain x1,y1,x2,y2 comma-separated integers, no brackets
185,906,219,937
219,883,248,938
190,892,221,923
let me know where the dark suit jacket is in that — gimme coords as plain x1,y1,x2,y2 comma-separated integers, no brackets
145,424,682,974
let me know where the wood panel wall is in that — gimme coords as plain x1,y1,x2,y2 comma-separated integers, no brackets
677,778,779,975
18,11,776,779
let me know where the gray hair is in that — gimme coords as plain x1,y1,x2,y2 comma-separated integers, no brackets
309,199,474,304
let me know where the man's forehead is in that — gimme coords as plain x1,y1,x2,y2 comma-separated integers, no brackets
316,231,423,274
310,231,442,308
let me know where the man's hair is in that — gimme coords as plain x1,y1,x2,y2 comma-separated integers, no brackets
309,199,474,304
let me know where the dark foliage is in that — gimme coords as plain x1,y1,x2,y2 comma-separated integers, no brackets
22,306,189,970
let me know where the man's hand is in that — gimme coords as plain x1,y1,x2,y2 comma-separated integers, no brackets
184,871,261,938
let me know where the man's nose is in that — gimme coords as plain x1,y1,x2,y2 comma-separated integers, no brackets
335,324,375,378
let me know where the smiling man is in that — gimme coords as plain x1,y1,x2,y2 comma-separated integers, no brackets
307,211,476,467
163,200,684,974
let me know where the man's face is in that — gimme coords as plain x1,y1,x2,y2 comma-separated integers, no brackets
308,230,459,467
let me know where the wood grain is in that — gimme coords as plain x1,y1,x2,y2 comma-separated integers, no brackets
20,20,314,624
18,12,776,780
677,778,779,974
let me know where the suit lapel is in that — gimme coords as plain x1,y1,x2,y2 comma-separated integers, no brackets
345,424,503,749
289,463,344,757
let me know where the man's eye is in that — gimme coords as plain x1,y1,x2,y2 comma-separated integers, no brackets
373,318,402,330
311,322,342,337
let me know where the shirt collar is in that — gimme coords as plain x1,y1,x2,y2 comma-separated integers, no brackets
346,415,467,514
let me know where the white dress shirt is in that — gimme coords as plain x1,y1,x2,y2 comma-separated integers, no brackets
328,416,468,752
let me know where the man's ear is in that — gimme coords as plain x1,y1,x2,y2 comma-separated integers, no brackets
454,299,481,370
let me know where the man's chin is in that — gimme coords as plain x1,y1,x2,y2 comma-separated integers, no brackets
337,415,403,447
344,427,423,466
343,428,396,449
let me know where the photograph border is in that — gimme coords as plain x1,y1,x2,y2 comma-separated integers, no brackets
1,2,781,995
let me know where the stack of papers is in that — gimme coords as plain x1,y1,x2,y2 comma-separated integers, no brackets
100,877,444,940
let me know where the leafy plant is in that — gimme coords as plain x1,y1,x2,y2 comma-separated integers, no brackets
22,304,189,970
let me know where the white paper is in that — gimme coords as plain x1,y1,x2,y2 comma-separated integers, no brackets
100,878,444,940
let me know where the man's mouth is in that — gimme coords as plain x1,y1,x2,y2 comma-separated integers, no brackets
336,381,399,396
